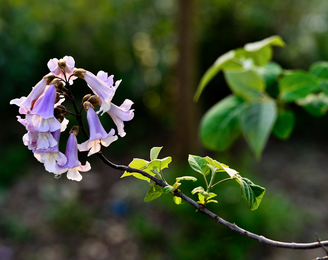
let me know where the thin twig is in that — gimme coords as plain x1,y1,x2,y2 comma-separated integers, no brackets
98,155,328,250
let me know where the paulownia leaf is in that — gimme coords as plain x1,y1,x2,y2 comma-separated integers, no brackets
144,185,163,202
234,176,266,210
272,109,295,140
150,147,163,161
194,50,236,102
224,69,265,101
310,61,328,79
239,99,277,158
244,35,285,66
200,95,244,151
188,155,211,176
121,158,154,182
176,176,197,182
279,71,319,102
297,93,328,117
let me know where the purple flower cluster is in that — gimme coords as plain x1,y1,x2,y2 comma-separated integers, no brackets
10,56,134,181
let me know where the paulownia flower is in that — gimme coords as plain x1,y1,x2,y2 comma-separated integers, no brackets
10,76,53,114
56,132,91,181
106,99,134,137
78,107,118,156
33,130,67,173
47,56,76,82
75,70,121,115
25,84,62,133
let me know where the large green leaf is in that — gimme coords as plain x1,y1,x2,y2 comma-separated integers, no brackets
194,50,236,102
244,35,285,66
272,109,295,140
200,95,244,151
224,69,265,101
188,155,211,176
257,62,282,87
297,93,328,117
310,61,328,79
244,35,285,52
234,176,266,210
239,99,277,158
279,71,319,102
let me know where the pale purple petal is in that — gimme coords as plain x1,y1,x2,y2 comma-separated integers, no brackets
10,78,48,114
106,99,134,137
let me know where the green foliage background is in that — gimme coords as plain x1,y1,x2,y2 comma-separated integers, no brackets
2,0,328,259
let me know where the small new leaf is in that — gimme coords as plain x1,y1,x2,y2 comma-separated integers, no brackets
176,176,197,182
150,147,163,161
188,155,211,176
173,196,182,205
163,185,176,194
144,185,163,202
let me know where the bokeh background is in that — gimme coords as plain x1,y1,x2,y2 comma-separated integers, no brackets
2,0,328,259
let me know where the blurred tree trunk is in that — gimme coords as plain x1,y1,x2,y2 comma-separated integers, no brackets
172,0,200,161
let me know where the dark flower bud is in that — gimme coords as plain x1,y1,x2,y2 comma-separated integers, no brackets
69,125,80,136
73,69,86,79
82,94,92,103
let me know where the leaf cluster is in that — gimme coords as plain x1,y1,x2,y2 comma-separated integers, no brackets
188,155,265,210
196,36,328,158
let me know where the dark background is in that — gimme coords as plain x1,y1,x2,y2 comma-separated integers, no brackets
2,0,328,259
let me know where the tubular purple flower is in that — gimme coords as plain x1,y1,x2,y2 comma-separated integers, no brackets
82,70,121,115
47,56,76,81
34,130,67,173
25,84,62,132
10,77,49,114
78,107,118,156
23,131,58,150
106,99,134,137
57,133,91,181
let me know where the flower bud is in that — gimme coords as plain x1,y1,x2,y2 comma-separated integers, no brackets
82,94,92,103
83,101,94,112
69,126,79,136
73,69,86,79
58,59,67,69
44,74,56,85
88,95,101,106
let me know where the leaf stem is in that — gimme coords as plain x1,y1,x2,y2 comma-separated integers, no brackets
211,177,233,189
207,168,217,192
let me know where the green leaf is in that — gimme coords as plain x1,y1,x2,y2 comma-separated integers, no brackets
279,71,319,102
176,176,197,182
144,185,163,202
239,99,277,158
150,147,162,161
310,61,328,79
272,109,295,140
194,50,236,101
191,186,206,195
188,155,211,176
121,158,153,182
234,176,266,210
224,69,265,101
173,196,182,205
257,62,282,86
200,95,244,151
244,36,285,66
163,185,175,193
148,157,172,172
297,93,328,117
244,35,285,52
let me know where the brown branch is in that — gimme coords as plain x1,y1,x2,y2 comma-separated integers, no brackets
97,153,328,250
